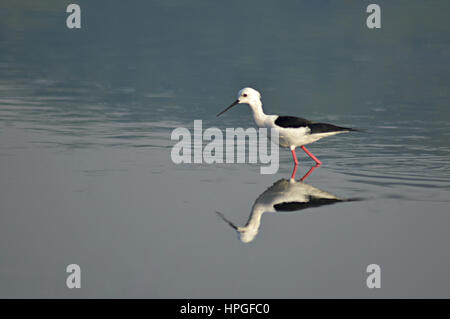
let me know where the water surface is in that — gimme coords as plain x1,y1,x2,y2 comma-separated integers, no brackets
0,0,449,298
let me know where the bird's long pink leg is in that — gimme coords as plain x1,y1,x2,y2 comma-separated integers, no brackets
301,146,322,165
291,148,299,165
300,164,320,182
290,164,298,180
290,148,299,180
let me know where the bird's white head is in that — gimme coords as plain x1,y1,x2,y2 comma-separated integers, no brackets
215,211,258,244
217,87,262,117
237,227,258,244
237,87,261,105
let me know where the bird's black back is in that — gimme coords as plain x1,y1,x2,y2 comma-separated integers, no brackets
274,116,356,134
274,196,343,212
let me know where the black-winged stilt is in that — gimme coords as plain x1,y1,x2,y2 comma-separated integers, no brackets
216,167,351,243
217,87,357,178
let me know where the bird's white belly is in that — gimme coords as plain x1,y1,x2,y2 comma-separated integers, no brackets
277,128,345,148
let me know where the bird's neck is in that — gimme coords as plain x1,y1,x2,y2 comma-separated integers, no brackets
248,99,267,126
238,205,265,243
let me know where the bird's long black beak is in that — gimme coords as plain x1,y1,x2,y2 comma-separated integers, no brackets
217,100,239,117
215,211,238,230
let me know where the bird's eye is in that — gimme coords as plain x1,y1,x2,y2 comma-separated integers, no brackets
243,93,248,97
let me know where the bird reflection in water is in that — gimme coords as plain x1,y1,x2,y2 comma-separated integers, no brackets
216,165,356,243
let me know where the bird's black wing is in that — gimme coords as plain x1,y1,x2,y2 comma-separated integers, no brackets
307,123,357,134
274,196,343,212
274,116,312,128
275,116,356,134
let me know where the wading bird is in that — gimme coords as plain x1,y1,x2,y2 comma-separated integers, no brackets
216,166,355,243
217,87,357,178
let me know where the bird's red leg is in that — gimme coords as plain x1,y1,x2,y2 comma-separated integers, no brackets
291,148,299,165
301,146,322,165
290,164,298,180
290,148,299,180
300,164,320,182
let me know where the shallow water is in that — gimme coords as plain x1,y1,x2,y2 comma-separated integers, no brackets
0,1,449,298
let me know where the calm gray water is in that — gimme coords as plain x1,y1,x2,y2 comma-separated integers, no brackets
0,0,449,298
